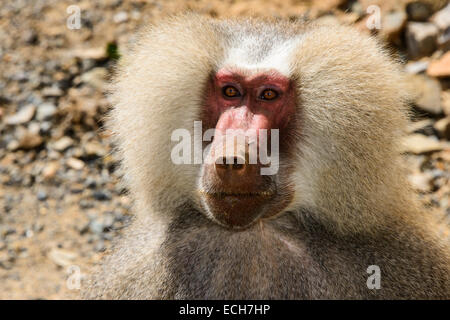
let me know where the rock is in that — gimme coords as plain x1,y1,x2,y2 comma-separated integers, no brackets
22,29,38,45
406,22,438,59
408,171,433,192
66,157,85,170
48,248,77,267
407,119,435,135
84,141,107,157
434,117,450,139
71,47,107,60
406,1,433,22
403,133,445,154
52,136,74,151
407,74,442,115
113,11,128,24
381,10,407,45
427,51,450,78
42,162,59,179
405,60,429,74
42,86,63,97
437,29,450,51
5,104,36,125
37,190,47,201
431,3,450,32
11,126,43,150
442,91,450,116
92,190,112,201
36,102,57,121
80,67,108,90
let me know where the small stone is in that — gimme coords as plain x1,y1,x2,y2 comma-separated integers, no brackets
5,104,36,125
66,157,84,170
407,74,442,115
85,177,97,189
22,29,38,45
408,172,432,192
48,248,77,267
42,161,59,179
71,47,107,60
405,60,429,74
427,51,450,78
79,199,94,209
13,126,43,150
406,22,438,59
52,136,74,151
431,3,450,32
84,141,107,157
437,29,450,51
434,117,450,139
36,102,57,121
381,11,407,45
92,190,112,201
113,11,128,24
94,241,106,252
403,134,445,154
70,183,84,194
406,1,433,22
42,86,63,97
442,91,450,116
37,190,47,201
89,220,104,234
80,67,108,90
407,119,434,135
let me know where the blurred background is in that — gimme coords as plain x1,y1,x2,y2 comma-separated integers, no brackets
0,0,449,299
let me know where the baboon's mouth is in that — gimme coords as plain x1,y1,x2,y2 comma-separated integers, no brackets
198,190,274,198
198,189,275,228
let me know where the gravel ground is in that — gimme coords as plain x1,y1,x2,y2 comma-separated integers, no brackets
0,0,449,299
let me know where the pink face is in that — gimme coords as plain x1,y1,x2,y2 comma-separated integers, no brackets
199,68,296,229
204,68,296,134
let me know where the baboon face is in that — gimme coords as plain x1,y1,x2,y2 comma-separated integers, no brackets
197,67,297,229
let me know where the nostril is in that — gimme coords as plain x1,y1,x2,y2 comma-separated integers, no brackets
232,163,244,171
215,156,246,172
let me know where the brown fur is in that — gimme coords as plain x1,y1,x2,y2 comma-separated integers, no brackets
83,15,450,299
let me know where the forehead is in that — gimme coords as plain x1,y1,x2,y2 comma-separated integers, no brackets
217,22,303,77
215,68,291,90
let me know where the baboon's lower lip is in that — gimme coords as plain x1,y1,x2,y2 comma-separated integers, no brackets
198,189,274,228
198,190,274,197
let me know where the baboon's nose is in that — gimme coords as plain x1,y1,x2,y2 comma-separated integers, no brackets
215,156,247,176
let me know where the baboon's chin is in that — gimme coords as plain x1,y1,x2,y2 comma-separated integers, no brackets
200,191,275,229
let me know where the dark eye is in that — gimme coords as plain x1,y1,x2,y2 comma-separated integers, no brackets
223,86,240,98
260,89,278,100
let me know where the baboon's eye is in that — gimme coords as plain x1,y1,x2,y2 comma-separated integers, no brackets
260,89,278,101
223,86,240,98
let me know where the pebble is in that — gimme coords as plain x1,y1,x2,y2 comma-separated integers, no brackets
80,67,108,90
113,11,129,24
52,136,74,151
403,134,445,154
36,102,57,121
434,117,450,139
92,190,112,201
406,22,438,59
431,3,450,32
406,1,433,22
5,104,36,125
381,10,407,44
66,157,85,170
407,74,442,115
36,190,48,201
427,51,450,78
48,248,77,267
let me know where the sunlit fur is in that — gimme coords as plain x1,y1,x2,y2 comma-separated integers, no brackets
84,15,450,299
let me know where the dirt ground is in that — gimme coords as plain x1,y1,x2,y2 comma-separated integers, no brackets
0,0,449,299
